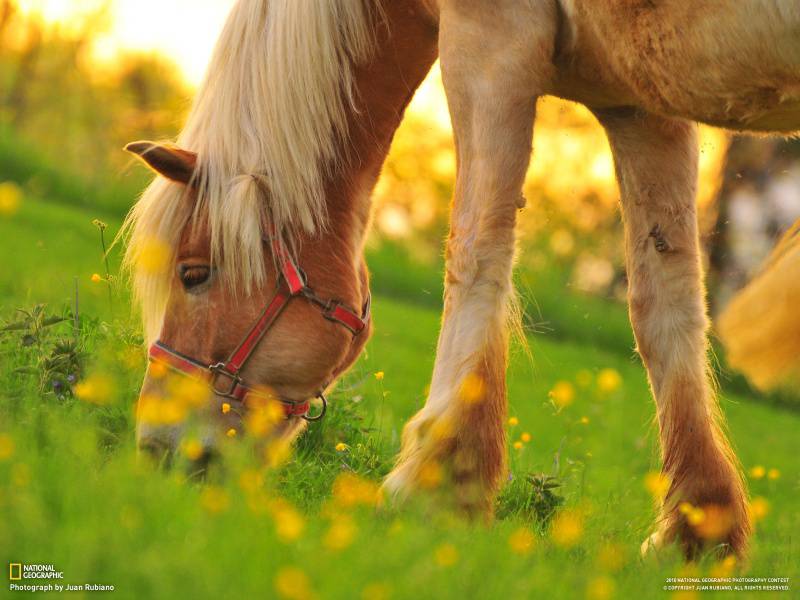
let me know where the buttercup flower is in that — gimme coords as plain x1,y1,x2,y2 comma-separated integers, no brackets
644,471,671,501
324,515,357,551
182,439,204,461
434,543,459,567
274,567,313,600
549,381,575,409
458,372,485,404
550,510,583,547
0,181,22,216
749,497,770,522
508,527,535,555
0,434,14,461
586,576,615,600
596,368,622,393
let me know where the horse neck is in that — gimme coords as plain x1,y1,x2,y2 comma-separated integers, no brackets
299,0,438,298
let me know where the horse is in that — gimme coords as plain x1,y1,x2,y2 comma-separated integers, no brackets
123,0,800,561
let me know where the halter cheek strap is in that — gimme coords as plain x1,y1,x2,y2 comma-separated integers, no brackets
147,231,370,421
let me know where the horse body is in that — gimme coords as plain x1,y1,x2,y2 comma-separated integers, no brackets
555,0,800,131
124,0,800,562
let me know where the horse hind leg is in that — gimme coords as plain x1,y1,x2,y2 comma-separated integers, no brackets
596,109,750,558
383,0,558,514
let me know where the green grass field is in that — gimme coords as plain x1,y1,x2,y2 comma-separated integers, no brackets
0,194,797,599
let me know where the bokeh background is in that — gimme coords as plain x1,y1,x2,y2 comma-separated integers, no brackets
1,2,798,598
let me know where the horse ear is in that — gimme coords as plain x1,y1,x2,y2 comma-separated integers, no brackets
125,141,197,185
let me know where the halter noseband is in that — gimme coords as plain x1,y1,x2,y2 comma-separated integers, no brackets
148,230,370,422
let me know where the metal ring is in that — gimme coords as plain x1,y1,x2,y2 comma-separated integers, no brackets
302,393,327,422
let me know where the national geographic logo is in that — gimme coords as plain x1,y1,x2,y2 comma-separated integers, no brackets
8,563,64,580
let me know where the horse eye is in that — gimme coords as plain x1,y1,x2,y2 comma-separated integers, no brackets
178,265,211,290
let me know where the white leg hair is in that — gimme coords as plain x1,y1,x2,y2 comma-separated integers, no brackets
384,0,558,513
597,109,750,558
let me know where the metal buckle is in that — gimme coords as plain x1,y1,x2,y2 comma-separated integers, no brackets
209,363,242,399
302,393,327,422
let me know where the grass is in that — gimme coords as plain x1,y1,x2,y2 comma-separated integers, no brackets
0,195,797,599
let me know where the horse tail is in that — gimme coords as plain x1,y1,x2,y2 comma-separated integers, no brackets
718,220,800,390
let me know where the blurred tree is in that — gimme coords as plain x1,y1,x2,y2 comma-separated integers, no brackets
0,0,189,212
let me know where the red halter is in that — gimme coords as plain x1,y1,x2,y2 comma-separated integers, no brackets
148,231,370,421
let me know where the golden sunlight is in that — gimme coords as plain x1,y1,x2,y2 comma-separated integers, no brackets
16,0,236,85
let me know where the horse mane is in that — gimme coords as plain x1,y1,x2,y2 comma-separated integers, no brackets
122,0,378,341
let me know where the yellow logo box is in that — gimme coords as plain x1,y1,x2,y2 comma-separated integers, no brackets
9,563,22,581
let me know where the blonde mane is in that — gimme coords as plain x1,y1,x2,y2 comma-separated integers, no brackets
122,0,377,341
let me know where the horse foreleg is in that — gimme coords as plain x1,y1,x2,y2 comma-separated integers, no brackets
597,109,750,558
383,0,557,515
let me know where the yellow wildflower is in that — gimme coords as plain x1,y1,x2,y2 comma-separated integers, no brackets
149,361,168,379
580,416,590,425
550,510,583,548
508,527,535,555
137,394,187,426
91,273,103,283
182,439,204,461
136,237,171,275
74,374,115,405
693,505,734,541
166,376,208,409
221,402,231,414
417,461,443,489
710,555,737,578
200,486,230,513
678,502,693,515
767,468,780,480
749,497,770,522
434,543,459,567
644,471,671,501
272,502,305,543
335,442,348,452
749,465,765,479
596,368,622,393
586,576,615,600
332,472,380,507
686,506,706,526
521,432,532,443
549,381,575,409
513,441,523,450
226,428,237,438
246,400,284,437
0,434,14,461
265,440,291,468
374,371,385,381
458,372,485,404
508,416,519,426
0,181,22,216
274,567,314,600
324,515,357,551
